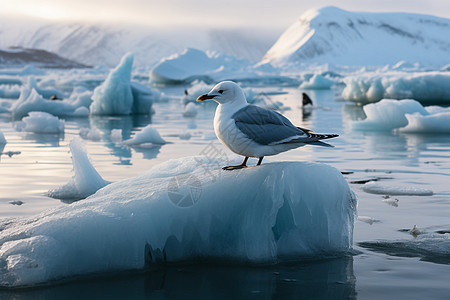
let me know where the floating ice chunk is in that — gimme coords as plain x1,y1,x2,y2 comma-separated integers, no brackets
79,128,102,141
362,182,433,196
0,157,356,287
150,48,220,84
124,125,166,145
182,102,198,118
401,111,450,133
11,87,89,119
110,129,123,144
28,77,64,99
351,99,450,132
351,99,426,131
359,231,450,263
15,112,64,134
201,132,217,140
179,132,191,140
357,216,380,225
9,201,24,206
150,48,259,85
0,85,20,99
299,74,335,89
343,72,450,104
47,138,109,201
90,53,134,115
72,107,90,117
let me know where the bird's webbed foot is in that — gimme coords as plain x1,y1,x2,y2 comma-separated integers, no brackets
222,164,248,171
222,157,249,171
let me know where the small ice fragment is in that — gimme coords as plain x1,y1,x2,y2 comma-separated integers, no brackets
179,132,191,140
357,216,380,225
182,102,198,118
110,129,123,144
124,125,166,145
9,200,24,206
409,225,421,237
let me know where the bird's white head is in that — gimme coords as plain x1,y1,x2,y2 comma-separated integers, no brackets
197,81,247,105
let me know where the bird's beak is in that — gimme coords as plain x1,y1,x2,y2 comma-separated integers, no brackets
197,93,216,101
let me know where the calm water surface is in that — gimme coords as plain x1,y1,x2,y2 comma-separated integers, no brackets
0,84,449,299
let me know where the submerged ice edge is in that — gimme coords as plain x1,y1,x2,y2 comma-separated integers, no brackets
0,157,356,287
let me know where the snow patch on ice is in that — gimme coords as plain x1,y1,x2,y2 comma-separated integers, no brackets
0,157,356,287
47,138,109,200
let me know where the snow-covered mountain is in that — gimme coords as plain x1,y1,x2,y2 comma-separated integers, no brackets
262,6,450,68
0,16,276,67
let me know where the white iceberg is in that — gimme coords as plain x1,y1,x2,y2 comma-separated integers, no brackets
90,53,154,115
351,99,450,133
90,53,134,115
0,157,356,287
48,138,109,200
150,48,272,85
151,48,221,84
15,112,64,134
343,72,450,104
299,74,335,90
124,125,166,145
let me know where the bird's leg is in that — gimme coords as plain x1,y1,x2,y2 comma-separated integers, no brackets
222,157,249,170
256,157,264,166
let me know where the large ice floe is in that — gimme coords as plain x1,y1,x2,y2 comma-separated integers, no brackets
0,156,356,287
343,71,450,104
48,138,109,200
14,111,64,134
11,86,91,119
351,99,450,133
90,53,154,115
150,48,285,85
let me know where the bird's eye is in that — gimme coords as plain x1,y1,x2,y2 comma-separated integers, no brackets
218,90,224,94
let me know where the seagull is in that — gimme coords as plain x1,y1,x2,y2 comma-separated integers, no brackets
197,81,338,170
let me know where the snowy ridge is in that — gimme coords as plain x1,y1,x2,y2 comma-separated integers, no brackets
0,157,356,287
0,17,275,67
262,6,450,67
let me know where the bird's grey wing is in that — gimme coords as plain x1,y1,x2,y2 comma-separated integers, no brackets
232,105,309,145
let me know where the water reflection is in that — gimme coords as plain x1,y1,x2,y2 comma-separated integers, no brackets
0,256,356,299
87,115,156,164
22,133,64,146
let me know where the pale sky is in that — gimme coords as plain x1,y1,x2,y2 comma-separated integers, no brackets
1,0,449,29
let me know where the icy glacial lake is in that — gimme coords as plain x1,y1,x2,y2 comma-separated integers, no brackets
1,82,449,299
